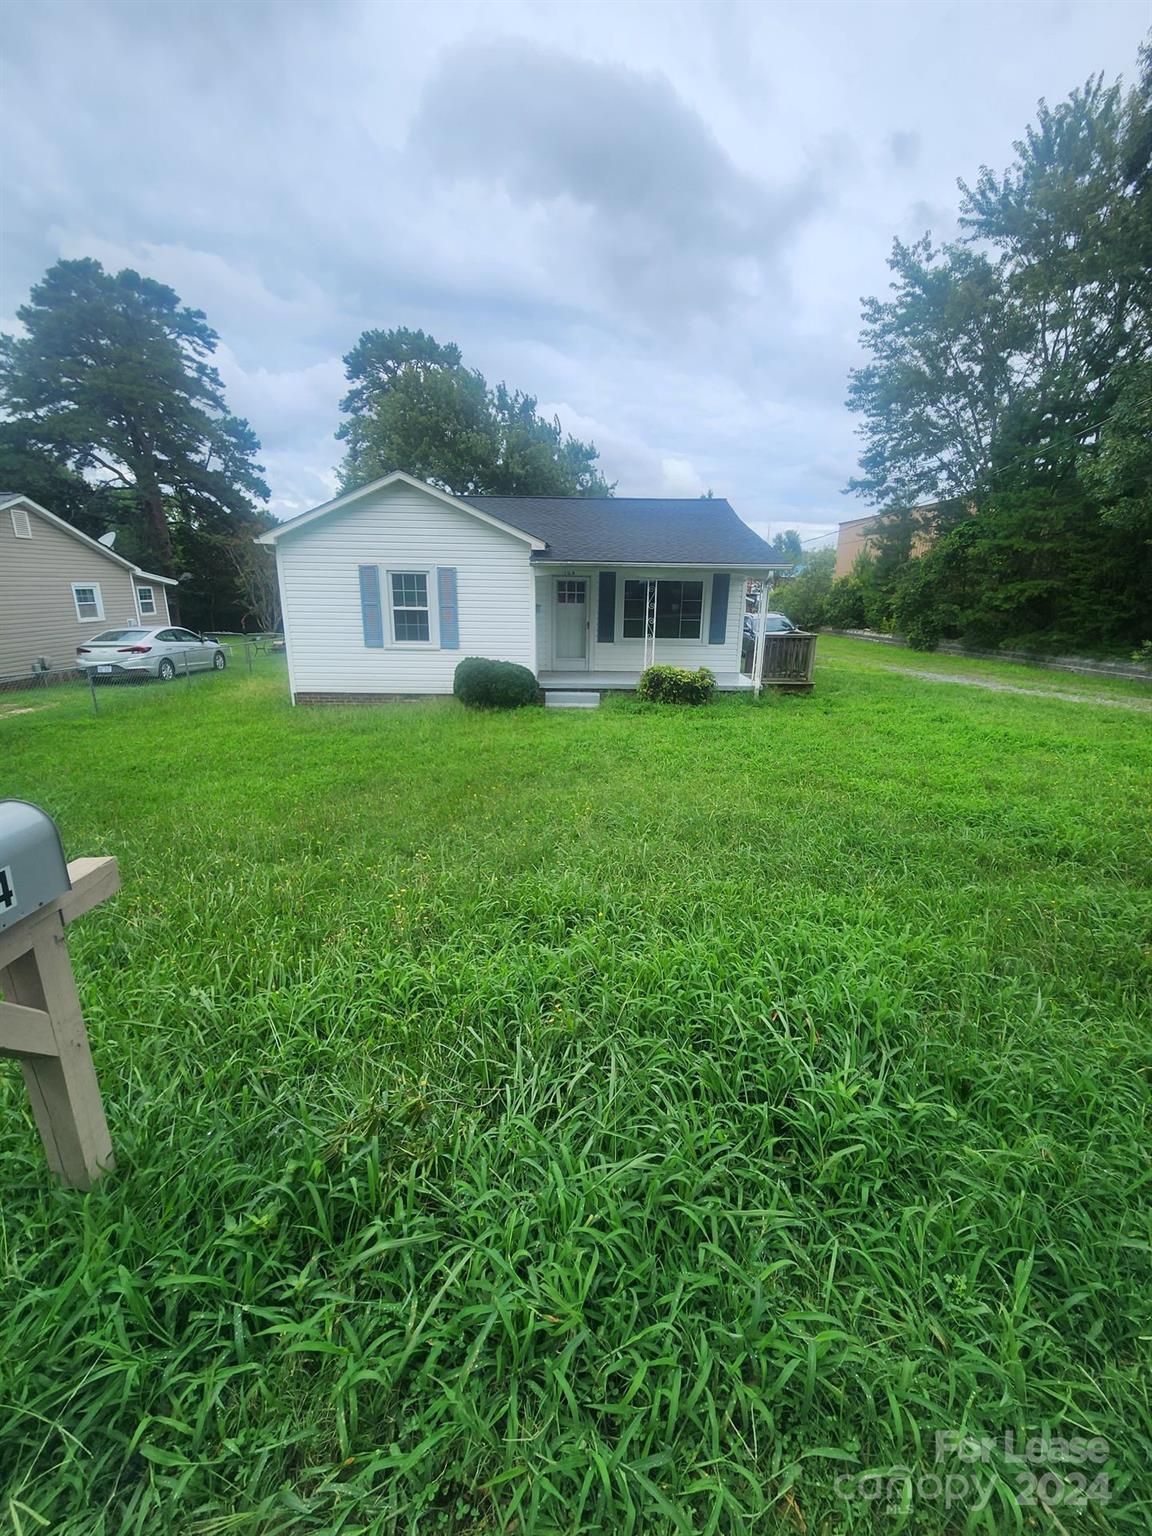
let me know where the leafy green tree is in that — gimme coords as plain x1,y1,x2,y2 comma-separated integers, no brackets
0,419,126,539
1079,361,1152,536
771,547,835,630
846,41,1152,652
847,240,1022,509
959,68,1151,488
0,259,269,606
337,327,613,496
767,529,803,563
823,553,890,631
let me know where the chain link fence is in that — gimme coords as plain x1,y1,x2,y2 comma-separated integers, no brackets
0,634,285,716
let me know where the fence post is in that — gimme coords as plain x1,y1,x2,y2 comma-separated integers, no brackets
245,640,253,676
88,669,99,715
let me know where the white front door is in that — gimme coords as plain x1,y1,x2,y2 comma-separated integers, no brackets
553,578,588,668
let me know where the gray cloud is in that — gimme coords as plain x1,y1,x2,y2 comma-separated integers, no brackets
887,130,921,169
410,38,823,321
0,0,1147,526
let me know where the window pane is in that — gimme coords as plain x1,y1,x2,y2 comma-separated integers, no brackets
391,572,427,607
622,579,648,638
394,609,430,642
679,581,703,638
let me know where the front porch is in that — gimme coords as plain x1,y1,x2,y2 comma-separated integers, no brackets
539,669,754,692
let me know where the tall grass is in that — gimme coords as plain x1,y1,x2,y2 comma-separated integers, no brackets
2,645,1150,1533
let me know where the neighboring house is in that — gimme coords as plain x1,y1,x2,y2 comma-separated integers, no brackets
258,472,794,703
835,505,939,578
0,493,177,681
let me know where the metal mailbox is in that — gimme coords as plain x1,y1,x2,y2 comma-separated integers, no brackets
0,800,72,935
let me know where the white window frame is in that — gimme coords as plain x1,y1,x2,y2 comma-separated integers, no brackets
386,568,438,648
9,506,32,539
71,582,105,623
620,577,705,642
136,584,157,617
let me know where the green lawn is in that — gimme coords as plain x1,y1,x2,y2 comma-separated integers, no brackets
2,643,1150,1534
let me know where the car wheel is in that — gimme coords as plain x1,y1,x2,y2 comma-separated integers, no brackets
212,650,226,670
157,658,175,682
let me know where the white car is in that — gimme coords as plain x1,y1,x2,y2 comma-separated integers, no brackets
76,626,227,681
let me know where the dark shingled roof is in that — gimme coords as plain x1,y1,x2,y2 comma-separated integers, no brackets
460,495,784,566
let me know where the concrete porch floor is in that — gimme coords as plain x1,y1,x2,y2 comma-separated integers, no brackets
539,670,754,691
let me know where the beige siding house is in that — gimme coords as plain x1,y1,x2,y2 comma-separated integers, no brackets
0,494,175,682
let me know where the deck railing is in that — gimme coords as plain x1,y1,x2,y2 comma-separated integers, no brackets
758,631,817,690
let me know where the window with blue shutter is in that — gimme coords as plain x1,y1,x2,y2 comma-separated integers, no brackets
437,567,459,649
358,565,384,647
597,571,616,642
708,573,730,644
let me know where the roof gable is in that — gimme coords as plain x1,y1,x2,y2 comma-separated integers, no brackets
256,471,547,549
0,495,176,584
257,476,788,567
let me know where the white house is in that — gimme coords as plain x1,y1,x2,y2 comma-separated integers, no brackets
258,472,795,703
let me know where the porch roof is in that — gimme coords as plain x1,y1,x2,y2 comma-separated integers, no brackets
460,495,790,568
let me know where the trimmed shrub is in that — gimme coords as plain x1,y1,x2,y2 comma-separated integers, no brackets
637,665,716,704
453,656,540,708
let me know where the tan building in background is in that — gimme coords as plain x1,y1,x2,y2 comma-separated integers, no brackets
0,493,176,681
834,514,882,578
835,505,940,578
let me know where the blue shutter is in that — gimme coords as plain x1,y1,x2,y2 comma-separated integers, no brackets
359,565,383,647
437,566,459,649
708,573,730,644
597,571,616,642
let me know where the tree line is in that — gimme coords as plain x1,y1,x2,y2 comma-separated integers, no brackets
3,39,1146,648
774,39,1151,655
0,280,612,631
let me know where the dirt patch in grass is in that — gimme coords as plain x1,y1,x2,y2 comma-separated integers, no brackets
891,666,1152,710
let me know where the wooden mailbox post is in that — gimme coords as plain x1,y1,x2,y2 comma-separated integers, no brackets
0,802,118,1189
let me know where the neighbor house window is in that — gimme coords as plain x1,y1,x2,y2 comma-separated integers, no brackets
9,506,32,539
621,579,703,639
71,582,104,622
136,585,157,616
389,571,431,643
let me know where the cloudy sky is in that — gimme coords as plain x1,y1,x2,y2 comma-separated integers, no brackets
1,0,1147,543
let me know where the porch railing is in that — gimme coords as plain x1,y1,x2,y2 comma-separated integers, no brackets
758,631,816,690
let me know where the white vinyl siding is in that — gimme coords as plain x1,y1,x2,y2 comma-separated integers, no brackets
71,582,104,622
276,482,536,696
536,566,749,675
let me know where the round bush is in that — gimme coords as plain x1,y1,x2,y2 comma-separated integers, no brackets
636,665,716,704
453,657,540,708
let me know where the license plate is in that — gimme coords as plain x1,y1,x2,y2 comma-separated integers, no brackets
97,665,113,674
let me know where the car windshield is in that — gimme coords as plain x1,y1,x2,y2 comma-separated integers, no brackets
89,629,152,643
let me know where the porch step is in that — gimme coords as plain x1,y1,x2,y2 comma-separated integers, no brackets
544,690,601,709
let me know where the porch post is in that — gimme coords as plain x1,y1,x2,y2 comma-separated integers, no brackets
643,579,658,670
752,576,768,696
